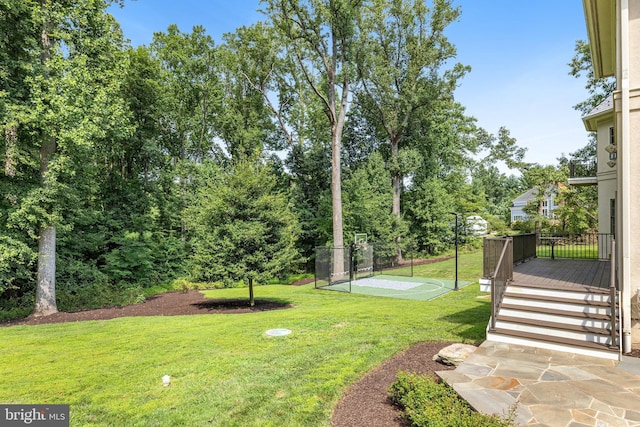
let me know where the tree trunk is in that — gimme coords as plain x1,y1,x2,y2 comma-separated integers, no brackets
33,225,57,317
391,140,401,219
331,129,345,281
248,277,255,307
32,7,58,317
390,139,403,262
4,126,17,177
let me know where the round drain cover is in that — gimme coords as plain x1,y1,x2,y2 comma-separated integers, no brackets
265,328,292,337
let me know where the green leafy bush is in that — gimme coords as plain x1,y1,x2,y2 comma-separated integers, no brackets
57,283,146,312
0,236,37,296
389,371,514,427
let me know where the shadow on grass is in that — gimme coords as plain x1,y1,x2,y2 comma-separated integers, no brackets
191,298,293,313
437,299,491,343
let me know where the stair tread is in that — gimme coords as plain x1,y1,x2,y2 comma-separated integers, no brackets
509,281,612,295
503,292,613,307
496,315,613,336
500,303,612,320
489,328,619,352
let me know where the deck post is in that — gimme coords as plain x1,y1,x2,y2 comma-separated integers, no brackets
609,239,617,349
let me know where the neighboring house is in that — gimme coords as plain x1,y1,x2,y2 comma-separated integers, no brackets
582,0,640,350
509,186,559,224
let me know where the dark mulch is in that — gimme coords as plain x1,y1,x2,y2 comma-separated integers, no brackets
332,341,456,427
1,290,291,326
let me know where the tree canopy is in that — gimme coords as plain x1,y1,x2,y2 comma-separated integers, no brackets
0,0,594,318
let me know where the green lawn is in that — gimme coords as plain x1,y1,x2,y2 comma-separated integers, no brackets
537,244,599,260
382,250,482,281
0,253,488,426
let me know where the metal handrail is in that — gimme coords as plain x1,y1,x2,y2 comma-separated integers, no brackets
490,238,513,331
537,232,614,261
569,159,597,178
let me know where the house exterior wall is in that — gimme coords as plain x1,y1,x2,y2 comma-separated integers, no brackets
584,0,640,346
510,204,527,223
510,193,558,224
595,117,616,238
615,0,640,343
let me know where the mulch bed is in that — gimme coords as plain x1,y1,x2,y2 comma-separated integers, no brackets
331,341,456,427
1,291,291,326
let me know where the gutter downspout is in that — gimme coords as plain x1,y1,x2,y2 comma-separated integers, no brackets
620,0,632,354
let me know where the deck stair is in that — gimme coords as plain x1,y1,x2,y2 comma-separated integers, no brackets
487,281,620,360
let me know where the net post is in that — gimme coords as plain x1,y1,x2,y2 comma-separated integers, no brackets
410,249,414,277
349,243,354,292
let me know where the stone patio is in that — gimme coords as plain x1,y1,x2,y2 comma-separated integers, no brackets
437,341,640,426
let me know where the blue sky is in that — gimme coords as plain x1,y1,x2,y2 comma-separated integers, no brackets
109,0,591,171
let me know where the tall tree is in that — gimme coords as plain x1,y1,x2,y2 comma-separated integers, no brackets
2,0,129,316
150,25,223,239
263,0,363,260
520,165,564,232
151,25,222,164
568,40,616,115
218,24,279,160
355,0,468,222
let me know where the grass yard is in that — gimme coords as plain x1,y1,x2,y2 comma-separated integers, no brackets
537,244,599,260
381,250,483,281
0,252,488,426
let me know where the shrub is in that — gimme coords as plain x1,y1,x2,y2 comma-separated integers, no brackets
389,371,514,427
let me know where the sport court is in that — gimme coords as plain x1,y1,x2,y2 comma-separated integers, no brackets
321,274,471,301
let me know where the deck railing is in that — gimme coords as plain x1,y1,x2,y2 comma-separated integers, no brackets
512,233,537,265
569,159,597,179
537,233,614,261
488,237,513,331
483,234,534,278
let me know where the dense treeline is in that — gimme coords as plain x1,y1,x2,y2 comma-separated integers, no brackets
0,0,590,317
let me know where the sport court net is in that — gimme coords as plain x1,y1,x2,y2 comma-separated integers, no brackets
314,243,470,300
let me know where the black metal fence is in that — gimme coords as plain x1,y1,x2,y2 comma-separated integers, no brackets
315,246,352,291
315,242,414,292
371,242,414,277
569,160,597,179
537,233,614,261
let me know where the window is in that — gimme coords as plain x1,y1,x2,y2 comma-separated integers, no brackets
609,127,617,161
610,199,616,236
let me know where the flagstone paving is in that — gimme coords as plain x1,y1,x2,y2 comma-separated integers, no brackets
437,341,640,426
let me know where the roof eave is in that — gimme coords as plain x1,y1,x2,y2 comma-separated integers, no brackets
582,0,616,78
582,108,614,131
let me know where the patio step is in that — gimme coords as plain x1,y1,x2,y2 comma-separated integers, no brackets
489,282,620,360
487,328,619,360
502,287,617,317
499,304,613,329
507,281,612,302
494,315,615,344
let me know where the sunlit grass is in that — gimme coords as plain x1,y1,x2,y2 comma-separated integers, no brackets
0,252,489,426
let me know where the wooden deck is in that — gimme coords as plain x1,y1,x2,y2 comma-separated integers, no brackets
513,258,612,291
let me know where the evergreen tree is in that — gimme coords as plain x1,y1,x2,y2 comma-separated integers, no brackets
184,159,301,291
